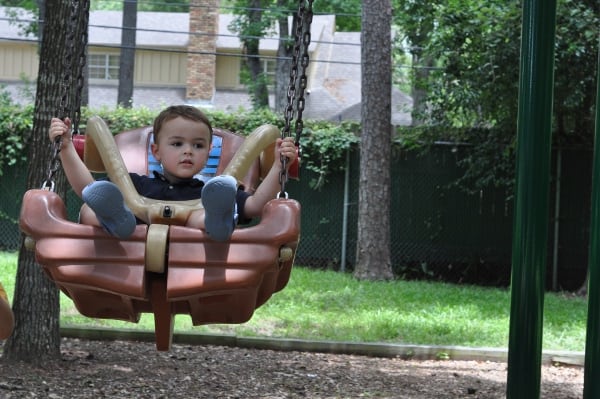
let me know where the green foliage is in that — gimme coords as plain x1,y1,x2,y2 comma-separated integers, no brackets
1,6,39,38
393,0,599,194
0,99,359,189
395,124,516,194
203,109,360,189
420,1,521,129
81,105,156,133
553,0,599,144
395,125,448,150
452,128,516,194
208,107,285,134
312,0,361,32
0,86,33,176
90,0,189,12
228,1,278,111
238,63,271,110
211,111,360,189
302,121,360,189
228,0,276,37
0,0,36,6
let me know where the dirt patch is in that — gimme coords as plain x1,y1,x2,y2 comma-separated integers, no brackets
0,338,584,398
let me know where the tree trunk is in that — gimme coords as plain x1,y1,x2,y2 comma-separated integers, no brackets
118,0,137,107
243,0,269,109
409,46,432,126
274,0,293,113
2,0,89,363
354,0,394,281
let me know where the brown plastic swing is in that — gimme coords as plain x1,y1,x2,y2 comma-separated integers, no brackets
19,116,301,351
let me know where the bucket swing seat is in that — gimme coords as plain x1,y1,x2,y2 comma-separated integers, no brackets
20,116,301,350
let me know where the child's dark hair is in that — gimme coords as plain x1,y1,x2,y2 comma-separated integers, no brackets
152,105,213,142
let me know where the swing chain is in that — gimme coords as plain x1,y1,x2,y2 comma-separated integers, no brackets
292,0,312,144
41,142,61,191
282,0,313,142
44,0,88,191
280,0,313,196
60,0,88,132
72,0,89,133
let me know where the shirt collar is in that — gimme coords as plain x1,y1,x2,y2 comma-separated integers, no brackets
152,171,204,187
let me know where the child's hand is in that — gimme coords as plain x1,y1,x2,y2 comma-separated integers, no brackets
276,137,297,170
48,117,72,147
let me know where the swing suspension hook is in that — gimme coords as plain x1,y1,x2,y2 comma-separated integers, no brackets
41,140,62,191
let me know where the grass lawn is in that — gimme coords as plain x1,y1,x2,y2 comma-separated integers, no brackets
0,251,587,351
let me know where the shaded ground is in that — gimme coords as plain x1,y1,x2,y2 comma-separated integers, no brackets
0,338,584,398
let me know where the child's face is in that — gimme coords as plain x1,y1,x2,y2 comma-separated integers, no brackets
151,116,211,181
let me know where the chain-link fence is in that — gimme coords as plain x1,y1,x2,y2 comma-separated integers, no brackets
1,146,592,290
288,147,515,285
0,165,84,251
286,146,590,290
1,165,29,250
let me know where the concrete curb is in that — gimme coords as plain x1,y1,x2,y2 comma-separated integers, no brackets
60,326,584,367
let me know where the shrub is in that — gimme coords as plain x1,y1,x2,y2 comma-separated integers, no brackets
0,99,361,187
0,88,33,176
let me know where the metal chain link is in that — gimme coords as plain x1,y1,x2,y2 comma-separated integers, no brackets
41,143,61,191
72,0,89,133
292,1,312,145
58,0,80,122
43,0,88,190
279,0,313,197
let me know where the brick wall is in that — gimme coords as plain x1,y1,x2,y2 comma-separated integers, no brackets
186,0,218,102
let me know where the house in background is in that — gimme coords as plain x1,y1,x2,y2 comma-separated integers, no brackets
0,6,411,124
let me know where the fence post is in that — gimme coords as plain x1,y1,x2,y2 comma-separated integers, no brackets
506,0,557,398
583,43,600,399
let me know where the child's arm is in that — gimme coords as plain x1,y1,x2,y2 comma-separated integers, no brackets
49,117,94,197
243,137,298,218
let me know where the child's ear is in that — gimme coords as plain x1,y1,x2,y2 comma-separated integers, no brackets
151,143,160,161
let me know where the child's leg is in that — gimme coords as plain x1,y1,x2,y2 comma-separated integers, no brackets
79,204,103,227
0,282,14,340
200,175,238,241
185,209,206,230
82,181,137,239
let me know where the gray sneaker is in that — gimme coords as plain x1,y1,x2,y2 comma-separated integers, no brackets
202,175,238,241
82,181,137,239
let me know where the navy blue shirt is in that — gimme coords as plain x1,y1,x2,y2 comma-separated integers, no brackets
119,172,251,223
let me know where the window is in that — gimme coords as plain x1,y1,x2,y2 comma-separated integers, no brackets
239,58,277,87
88,54,120,80
262,58,276,85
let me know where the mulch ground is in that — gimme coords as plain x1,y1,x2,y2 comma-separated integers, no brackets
0,338,585,398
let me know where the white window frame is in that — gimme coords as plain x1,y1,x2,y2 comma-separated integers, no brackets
88,53,120,81
262,58,276,86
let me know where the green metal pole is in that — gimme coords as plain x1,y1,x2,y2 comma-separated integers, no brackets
506,1,557,398
583,43,600,399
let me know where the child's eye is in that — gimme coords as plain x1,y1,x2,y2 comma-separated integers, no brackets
170,141,183,147
193,143,205,149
